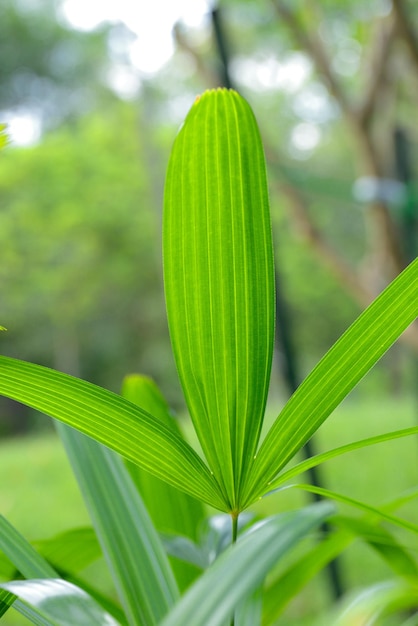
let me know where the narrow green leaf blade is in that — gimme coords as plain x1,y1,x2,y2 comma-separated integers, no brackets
0,357,225,510
0,516,58,621
333,515,418,579
270,426,418,490
332,580,418,625
294,484,418,535
263,514,418,624
57,423,179,626
0,516,57,579
0,579,120,626
122,375,205,589
243,259,418,506
164,88,275,509
161,502,334,626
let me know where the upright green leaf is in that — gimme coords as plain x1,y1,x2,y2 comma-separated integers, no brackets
242,258,418,507
164,88,275,511
57,423,179,626
0,357,225,510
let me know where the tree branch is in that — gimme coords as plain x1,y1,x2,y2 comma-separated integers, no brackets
392,0,418,73
269,171,418,351
173,23,220,88
271,0,406,275
358,16,397,129
272,0,354,122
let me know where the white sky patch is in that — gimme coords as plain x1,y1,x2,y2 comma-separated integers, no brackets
106,64,141,100
60,0,210,74
293,82,338,123
289,122,321,159
4,114,41,147
231,52,311,93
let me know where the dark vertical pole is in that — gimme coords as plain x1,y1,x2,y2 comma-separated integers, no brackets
211,7,233,89
210,3,344,601
394,128,418,412
394,128,418,263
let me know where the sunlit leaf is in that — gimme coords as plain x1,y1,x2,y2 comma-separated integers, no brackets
243,258,418,507
268,425,418,490
0,357,225,510
164,88,275,510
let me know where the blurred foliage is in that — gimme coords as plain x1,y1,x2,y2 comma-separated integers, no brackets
0,0,120,128
1,0,418,430
0,102,178,398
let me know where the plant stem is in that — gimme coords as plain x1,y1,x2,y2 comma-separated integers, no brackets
230,513,239,626
232,512,239,544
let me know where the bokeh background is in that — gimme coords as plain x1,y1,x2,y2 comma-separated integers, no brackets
1,0,418,624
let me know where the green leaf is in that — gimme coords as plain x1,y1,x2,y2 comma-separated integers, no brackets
160,502,334,626
331,579,418,625
0,516,57,579
268,426,418,490
0,591,15,619
242,258,418,507
34,527,102,575
262,513,418,624
121,375,205,589
163,88,275,511
57,423,179,626
0,356,225,510
333,515,418,579
160,534,207,570
262,527,352,625
293,484,418,535
0,578,121,626
235,588,263,626
0,515,59,621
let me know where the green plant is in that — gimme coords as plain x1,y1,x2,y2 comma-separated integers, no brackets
0,88,417,625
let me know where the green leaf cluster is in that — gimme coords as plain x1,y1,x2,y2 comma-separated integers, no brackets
0,89,417,624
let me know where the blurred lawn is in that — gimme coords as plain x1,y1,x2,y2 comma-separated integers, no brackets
0,395,417,624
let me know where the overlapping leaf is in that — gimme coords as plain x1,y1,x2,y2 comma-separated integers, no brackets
0,357,225,510
164,88,275,510
242,258,418,507
0,579,120,626
57,423,179,626
161,502,334,626
121,375,205,589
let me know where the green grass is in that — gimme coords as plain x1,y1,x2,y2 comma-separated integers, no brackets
0,395,417,624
